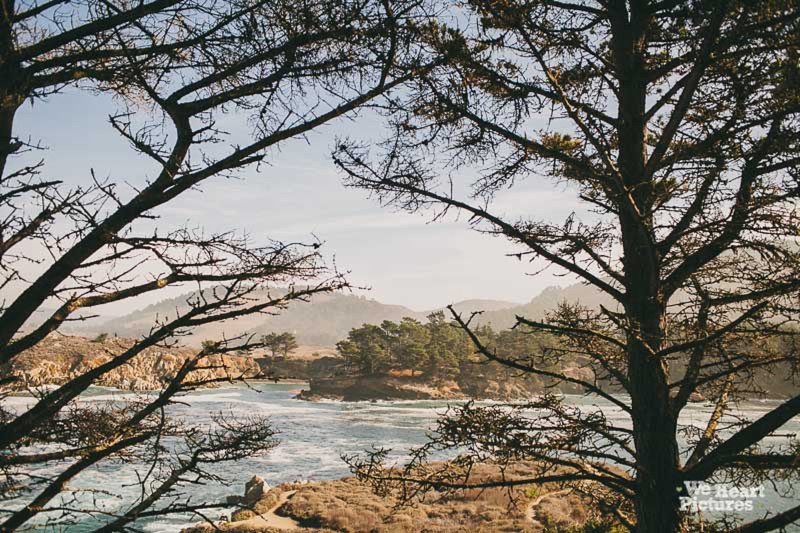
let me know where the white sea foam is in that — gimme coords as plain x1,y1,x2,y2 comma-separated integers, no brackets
4,383,799,531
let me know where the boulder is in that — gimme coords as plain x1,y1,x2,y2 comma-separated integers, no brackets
242,475,269,507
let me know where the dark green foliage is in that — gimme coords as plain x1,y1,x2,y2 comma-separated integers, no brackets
336,323,393,375
261,332,299,359
336,313,546,379
424,311,472,376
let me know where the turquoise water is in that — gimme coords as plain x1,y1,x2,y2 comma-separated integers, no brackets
3,383,799,531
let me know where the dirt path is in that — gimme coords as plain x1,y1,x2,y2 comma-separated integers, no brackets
526,488,572,530
233,490,301,531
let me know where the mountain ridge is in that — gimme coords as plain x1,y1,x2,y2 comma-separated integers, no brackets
76,283,603,347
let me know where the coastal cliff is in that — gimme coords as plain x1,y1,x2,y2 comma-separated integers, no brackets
7,334,262,391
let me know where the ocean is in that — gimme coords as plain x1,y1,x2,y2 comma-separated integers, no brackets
3,383,798,531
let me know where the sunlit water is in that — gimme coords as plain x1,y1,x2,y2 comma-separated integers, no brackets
3,383,799,531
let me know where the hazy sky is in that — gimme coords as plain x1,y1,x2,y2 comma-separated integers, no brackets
13,89,584,311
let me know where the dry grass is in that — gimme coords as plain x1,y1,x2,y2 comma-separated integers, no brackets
186,462,616,533
289,346,339,360
533,492,592,530
274,462,601,533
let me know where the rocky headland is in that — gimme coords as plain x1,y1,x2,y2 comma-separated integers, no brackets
183,462,612,533
294,362,608,402
7,334,263,391
295,374,544,402
5,334,711,402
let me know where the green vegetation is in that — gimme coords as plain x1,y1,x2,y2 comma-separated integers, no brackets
336,311,548,379
260,332,299,359
200,340,221,353
337,1,800,530
91,332,108,343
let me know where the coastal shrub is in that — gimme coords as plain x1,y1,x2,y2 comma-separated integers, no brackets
550,521,628,533
327,506,382,532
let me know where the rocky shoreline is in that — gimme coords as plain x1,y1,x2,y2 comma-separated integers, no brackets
183,462,610,533
3,336,731,403
7,334,262,391
295,374,544,402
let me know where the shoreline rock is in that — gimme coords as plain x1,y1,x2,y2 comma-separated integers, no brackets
7,334,262,391
183,461,612,532
295,374,543,402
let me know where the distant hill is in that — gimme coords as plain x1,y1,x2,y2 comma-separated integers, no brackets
78,283,605,347
88,289,424,346
439,299,525,315
473,283,615,329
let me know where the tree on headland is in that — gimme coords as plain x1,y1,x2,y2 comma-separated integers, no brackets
261,333,281,358
337,2,800,532
337,323,393,375
336,314,547,381
424,311,470,377
394,317,430,375
337,318,428,375
279,332,299,358
0,0,424,528
261,332,298,359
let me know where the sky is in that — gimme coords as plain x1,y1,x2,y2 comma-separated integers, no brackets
11,89,585,312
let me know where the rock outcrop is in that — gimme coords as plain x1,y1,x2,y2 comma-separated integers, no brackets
296,374,543,402
8,334,262,391
183,461,612,532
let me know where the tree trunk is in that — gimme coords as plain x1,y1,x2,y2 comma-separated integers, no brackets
0,99,19,176
609,3,686,529
629,333,683,533
1,0,20,178
621,210,683,531
621,210,684,532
